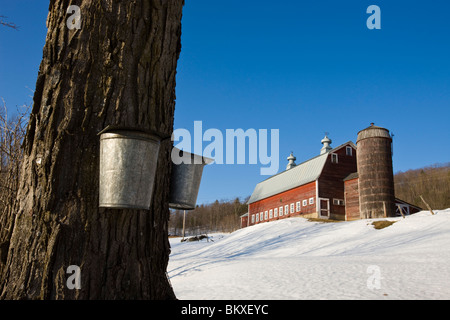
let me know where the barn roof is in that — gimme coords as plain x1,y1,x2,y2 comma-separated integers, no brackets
248,141,356,204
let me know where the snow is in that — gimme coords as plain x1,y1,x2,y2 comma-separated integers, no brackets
168,209,450,300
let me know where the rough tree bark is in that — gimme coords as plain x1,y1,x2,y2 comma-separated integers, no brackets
0,0,183,299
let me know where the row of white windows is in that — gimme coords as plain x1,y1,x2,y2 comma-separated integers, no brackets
251,197,315,223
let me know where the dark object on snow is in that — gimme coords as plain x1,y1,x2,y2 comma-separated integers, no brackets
180,234,213,242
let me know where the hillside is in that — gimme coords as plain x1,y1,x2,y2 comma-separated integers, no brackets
168,164,450,236
168,209,450,300
395,163,450,209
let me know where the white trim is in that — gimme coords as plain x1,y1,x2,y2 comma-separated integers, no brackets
346,145,353,156
315,179,319,216
331,153,339,164
319,197,330,219
396,203,410,216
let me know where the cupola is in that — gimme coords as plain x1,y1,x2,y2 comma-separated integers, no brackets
320,134,332,154
286,152,297,170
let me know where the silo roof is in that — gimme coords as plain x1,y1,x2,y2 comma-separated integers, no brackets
357,124,391,142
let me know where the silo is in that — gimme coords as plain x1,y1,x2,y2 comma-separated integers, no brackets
356,123,395,219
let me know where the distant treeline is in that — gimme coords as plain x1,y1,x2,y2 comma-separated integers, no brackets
394,163,450,210
170,163,450,236
169,197,248,236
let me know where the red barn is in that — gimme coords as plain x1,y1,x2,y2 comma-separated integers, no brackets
244,124,422,228
247,136,357,225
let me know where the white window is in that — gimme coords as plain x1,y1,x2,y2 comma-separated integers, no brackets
302,199,307,207
346,146,353,156
264,211,268,220
274,208,278,217
290,203,295,214
296,201,301,212
331,153,338,164
309,197,314,205
269,209,273,219
285,205,289,215
256,213,259,222
260,212,263,221
279,206,283,216
251,214,255,223
333,199,345,206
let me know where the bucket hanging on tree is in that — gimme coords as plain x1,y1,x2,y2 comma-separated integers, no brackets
169,148,213,210
99,127,161,210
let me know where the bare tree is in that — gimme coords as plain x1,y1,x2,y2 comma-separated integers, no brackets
0,0,184,300
0,100,29,267
169,198,248,235
395,164,450,210
0,16,19,30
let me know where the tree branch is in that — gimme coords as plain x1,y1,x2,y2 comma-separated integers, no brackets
0,16,19,30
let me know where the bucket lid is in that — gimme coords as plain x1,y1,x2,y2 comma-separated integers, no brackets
168,202,196,211
98,125,169,142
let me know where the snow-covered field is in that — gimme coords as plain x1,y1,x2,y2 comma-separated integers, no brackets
168,209,450,300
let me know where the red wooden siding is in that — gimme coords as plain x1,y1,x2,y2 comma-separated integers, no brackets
344,177,360,220
318,144,357,220
240,215,248,228
248,181,317,226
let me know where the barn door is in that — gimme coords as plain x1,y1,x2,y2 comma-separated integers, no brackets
319,198,330,218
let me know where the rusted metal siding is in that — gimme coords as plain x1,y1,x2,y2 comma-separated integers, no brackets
356,124,396,219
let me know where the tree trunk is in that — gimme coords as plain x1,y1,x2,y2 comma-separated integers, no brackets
0,0,183,299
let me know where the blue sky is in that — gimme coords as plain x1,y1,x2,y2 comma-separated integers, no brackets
1,1,449,204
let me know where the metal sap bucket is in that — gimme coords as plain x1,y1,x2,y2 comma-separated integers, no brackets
99,128,161,210
169,148,213,210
